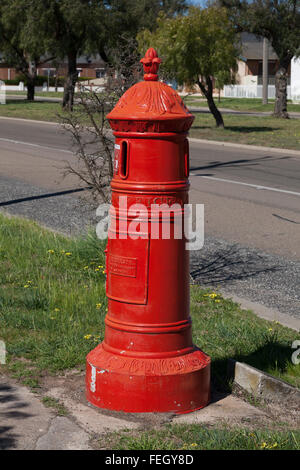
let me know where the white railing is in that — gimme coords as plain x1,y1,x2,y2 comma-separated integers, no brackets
224,84,291,100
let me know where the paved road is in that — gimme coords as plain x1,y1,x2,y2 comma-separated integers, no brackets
0,117,299,323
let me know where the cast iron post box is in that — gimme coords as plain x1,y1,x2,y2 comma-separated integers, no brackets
86,48,210,413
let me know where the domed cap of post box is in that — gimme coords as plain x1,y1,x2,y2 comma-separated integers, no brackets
107,48,194,133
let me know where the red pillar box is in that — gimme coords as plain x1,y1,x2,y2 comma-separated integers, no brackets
86,48,210,413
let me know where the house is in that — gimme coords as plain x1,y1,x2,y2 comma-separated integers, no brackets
0,53,107,81
224,32,300,101
236,33,291,86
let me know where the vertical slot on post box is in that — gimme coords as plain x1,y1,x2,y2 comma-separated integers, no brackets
184,138,189,178
120,141,129,179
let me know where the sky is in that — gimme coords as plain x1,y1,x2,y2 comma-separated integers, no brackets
187,0,208,5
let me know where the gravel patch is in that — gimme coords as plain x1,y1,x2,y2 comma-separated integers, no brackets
0,175,96,236
190,237,300,321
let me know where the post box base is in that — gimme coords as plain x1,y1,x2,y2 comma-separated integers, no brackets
86,343,211,414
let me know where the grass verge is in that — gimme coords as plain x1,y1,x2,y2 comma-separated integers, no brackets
5,91,64,98
103,424,300,450
184,96,300,113
0,212,299,390
0,99,61,122
190,113,300,150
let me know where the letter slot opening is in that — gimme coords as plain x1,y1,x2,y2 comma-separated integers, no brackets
120,141,129,179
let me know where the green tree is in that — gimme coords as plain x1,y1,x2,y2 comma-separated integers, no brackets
43,1,187,111
40,0,107,111
0,0,53,101
220,0,300,118
138,6,239,127
101,1,188,91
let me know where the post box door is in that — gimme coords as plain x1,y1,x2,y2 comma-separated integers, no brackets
106,237,150,305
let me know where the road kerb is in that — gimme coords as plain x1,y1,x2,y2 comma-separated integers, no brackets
228,360,300,406
188,137,300,157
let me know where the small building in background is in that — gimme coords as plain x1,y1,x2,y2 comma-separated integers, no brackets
0,53,107,83
224,32,300,101
236,33,291,87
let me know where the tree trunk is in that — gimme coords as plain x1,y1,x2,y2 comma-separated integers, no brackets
26,78,35,101
273,62,289,118
198,76,224,128
62,52,78,111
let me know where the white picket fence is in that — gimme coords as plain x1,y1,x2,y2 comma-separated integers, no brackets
224,84,291,100
0,81,104,94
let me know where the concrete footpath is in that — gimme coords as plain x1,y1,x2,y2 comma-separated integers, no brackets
0,370,276,451
2,363,299,450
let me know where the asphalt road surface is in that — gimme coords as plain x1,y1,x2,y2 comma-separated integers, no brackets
0,116,299,323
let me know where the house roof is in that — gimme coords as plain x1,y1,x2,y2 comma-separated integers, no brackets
240,33,278,61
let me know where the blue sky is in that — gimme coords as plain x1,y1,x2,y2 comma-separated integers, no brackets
187,0,208,5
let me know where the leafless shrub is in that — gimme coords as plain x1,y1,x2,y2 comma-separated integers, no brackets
59,37,142,205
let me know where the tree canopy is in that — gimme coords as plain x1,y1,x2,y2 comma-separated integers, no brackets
138,5,240,126
0,0,53,100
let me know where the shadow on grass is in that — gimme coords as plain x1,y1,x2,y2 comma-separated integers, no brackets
212,339,293,393
191,125,280,133
226,126,280,133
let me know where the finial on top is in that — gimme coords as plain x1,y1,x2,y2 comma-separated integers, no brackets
140,48,162,81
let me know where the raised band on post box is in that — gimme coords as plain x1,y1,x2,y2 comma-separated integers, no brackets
86,48,211,413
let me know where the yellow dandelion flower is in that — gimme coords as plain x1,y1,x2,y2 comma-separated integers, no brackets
24,284,30,288
268,328,273,332
215,299,221,303
47,249,55,254
65,252,72,256
209,293,217,299
54,308,60,312
84,334,92,340
96,303,102,309
83,266,89,270
95,268,100,272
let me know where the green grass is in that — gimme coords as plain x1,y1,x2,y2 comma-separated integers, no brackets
0,213,107,380
5,91,64,98
104,424,300,450
42,396,68,415
190,113,300,150
190,289,300,389
0,99,62,122
0,213,299,392
184,96,300,113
